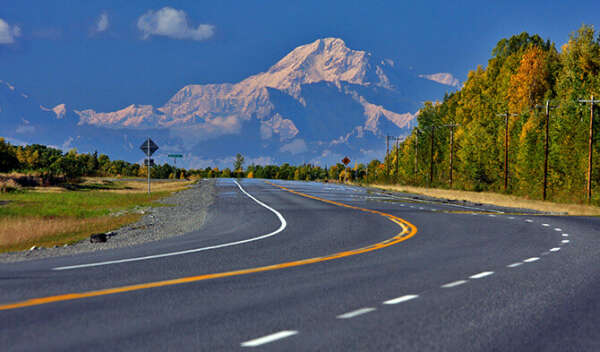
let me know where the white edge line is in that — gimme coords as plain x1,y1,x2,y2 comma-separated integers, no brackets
441,280,467,288
241,330,298,347
469,271,494,279
337,307,376,319
383,294,419,305
53,180,287,271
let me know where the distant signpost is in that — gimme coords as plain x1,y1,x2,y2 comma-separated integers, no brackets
342,156,351,166
168,154,183,166
140,137,159,195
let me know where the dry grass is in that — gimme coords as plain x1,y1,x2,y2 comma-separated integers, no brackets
370,184,600,216
0,214,140,252
0,178,196,252
109,180,194,193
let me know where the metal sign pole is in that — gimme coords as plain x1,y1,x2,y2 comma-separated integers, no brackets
147,137,150,196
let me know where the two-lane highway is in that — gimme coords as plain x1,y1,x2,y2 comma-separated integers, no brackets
1,179,600,351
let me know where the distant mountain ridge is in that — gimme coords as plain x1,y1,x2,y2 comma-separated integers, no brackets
1,38,453,168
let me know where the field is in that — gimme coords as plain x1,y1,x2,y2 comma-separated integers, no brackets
0,178,194,253
369,184,600,216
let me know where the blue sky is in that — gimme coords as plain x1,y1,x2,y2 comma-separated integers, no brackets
1,1,600,112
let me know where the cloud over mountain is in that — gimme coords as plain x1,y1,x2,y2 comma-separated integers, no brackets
137,7,214,41
95,12,109,33
418,72,460,87
0,18,21,44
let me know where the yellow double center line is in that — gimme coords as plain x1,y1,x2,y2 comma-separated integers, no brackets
0,181,417,311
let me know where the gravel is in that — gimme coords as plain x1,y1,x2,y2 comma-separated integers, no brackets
0,179,216,263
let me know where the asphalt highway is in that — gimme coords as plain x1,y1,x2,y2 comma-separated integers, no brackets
1,178,600,351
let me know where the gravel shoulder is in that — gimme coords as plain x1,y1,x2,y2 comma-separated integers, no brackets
0,179,216,263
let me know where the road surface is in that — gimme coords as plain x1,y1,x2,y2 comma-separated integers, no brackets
1,178,599,351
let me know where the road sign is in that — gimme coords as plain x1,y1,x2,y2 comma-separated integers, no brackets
168,154,183,158
144,158,155,167
140,138,159,156
342,156,351,166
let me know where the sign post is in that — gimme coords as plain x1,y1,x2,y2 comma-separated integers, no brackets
168,154,183,167
140,137,159,196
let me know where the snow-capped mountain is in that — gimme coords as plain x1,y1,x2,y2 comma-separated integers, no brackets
1,38,453,168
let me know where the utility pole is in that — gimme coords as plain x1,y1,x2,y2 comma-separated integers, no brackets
414,129,419,184
578,95,600,203
386,135,390,177
535,100,556,201
147,137,151,196
443,123,459,188
395,137,400,182
497,111,519,192
393,136,405,183
429,126,435,186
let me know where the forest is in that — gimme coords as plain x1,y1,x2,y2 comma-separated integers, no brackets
386,25,600,205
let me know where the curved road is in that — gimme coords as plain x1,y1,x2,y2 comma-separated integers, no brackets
1,179,600,351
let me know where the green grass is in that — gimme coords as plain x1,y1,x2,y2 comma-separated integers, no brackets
0,190,168,218
0,178,192,252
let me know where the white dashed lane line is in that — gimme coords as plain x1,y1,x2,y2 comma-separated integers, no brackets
554,228,562,231
562,233,569,237
469,271,494,279
525,219,533,223
241,330,298,347
383,295,419,305
542,223,550,227
550,247,561,252
507,262,523,268
441,280,468,288
524,257,540,263
337,307,376,319
561,239,570,244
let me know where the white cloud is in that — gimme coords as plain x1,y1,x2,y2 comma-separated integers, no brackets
280,138,308,155
95,12,109,33
137,7,214,41
16,125,35,134
0,18,21,44
61,137,74,150
418,73,460,87
247,156,275,166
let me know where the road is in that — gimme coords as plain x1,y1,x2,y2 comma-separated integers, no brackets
1,178,600,351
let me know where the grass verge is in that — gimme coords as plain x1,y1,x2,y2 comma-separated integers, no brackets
368,184,600,216
0,178,194,253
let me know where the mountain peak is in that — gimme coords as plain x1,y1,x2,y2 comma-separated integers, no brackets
241,37,393,98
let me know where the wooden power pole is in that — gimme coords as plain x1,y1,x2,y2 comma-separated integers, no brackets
497,111,519,192
578,95,600,203
443,124,459,188
429,126,435,186
414,129,419,183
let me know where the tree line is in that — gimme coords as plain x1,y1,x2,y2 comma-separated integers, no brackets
385,25,600,205
0,138,187,181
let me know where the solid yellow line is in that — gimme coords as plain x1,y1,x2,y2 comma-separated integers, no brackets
0,181,417,311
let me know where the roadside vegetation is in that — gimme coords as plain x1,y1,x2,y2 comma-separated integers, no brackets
0,179,193,253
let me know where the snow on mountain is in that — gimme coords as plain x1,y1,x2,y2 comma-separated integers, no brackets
2,38,452,167
74,38,421,143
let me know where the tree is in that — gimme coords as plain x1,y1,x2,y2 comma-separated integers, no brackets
234,153,245,172
0,138,19,172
